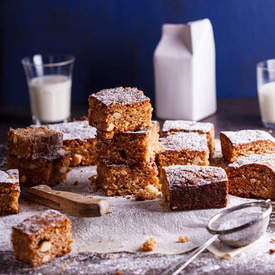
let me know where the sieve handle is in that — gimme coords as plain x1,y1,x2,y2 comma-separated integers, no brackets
163,234,219,275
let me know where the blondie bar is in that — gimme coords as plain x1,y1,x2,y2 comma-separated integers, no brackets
0,169,20,216
12,210,73,267
88,87,152,134
96,121,161,165
96,161,160,196
162,120,215,156
226,154,275,199
8,126,63,159
157,132,209,168
220,130,275,162
49,120,97,166
7,150,71,187
160,165,228,211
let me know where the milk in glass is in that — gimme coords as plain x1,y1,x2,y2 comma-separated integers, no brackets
28,75,71,123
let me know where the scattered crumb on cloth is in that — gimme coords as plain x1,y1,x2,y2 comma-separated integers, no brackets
178,236,191,243
141,237,156,252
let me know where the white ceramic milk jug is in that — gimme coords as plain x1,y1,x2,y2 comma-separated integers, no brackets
154,19,217,120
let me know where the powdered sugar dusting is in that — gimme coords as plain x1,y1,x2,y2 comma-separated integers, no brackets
221,130,275,146
13,209,69,235
160,132,208,152
89,87,150,107
0,169,18,183
49,120,97,141
229,153,275,169
163,120,213,133
163,165,227,186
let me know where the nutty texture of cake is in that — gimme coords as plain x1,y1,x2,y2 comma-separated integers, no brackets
0,169,20,215
96,161,160,196
7,150,71,187
226,153,275,199
157,132,209,168
162,120,215,156
49,120,97,166
8,126,63,159
220,130,275,162
96,121,161,165
12,210,73,267
88,87,152,134
160,165,228,211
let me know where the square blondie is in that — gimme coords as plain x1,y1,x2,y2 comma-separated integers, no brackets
162,120,215,156
157,132,209,168
0,169,20,216
96,161,160,197
226,154,275,199
49,120,97,166
7,150,71,187
96,121,161,165
160,165,228,211
12,210,73,267
88,87,152,134
220,130,275,162
8,126,63,159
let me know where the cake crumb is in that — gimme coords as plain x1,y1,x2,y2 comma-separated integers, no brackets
135,185,159,201
73,181,79,185
140,237,156,252
98,240,102,243
60,264,70,270
178,235,191,243
109,255,114,259
98,253,102,258
270,239,275,244
269,249,275,254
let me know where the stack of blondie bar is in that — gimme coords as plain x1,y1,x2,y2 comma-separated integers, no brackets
7,126,71,186
157,120,229,211
88,87,161,198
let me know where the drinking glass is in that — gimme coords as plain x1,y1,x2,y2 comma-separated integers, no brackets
22,54,75,125
257,59,275,129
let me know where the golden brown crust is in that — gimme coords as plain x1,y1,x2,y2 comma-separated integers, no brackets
6,150,71,187
226,154,275,199
88,87,152,133
220,130,275,162
96,161,160,196
96,121,161,165
162,120,215,156
12,210,73,267
157,132,209,168
8,126,63,159
0,169,20,216
160,165,228,211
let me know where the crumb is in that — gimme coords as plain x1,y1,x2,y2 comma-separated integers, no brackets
98,240,102,243
140,237,156,252
73,181,79,185
60,264,70,270
80,116,88,121
135,185,159,201
109,255,114,259
178,235,191,243
270,239,275,244
116,272,122,275
269,249,275,254
98,253,102,258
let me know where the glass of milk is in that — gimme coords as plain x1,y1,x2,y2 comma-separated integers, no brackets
257,59,275,129
22,54,75,125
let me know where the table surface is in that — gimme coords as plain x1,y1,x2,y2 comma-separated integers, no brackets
1,98,275,275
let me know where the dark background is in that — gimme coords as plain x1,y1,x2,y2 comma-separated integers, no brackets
0,0,275,107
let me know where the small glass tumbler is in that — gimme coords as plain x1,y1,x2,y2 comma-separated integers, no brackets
257,59,275,129
22,54,75,125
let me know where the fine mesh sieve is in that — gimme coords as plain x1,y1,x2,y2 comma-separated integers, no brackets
164,200,272,275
